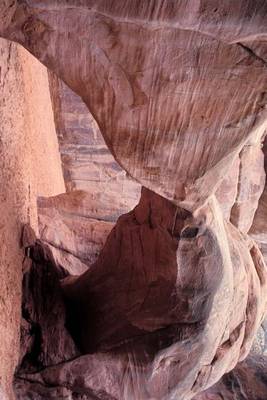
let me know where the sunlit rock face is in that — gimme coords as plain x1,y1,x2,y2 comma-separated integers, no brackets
1,1,267,399
216,138,266,233
0,33,65,400
1,0,267,209
250,137,267,264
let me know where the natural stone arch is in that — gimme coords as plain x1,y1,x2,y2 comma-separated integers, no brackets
1,1,267,399
1,0,267,210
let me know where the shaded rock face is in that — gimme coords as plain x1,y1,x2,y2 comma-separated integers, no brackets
19,241,79,373
14,355,267,400
15,188,267,399
48,73,141,208
194,355,267,400
0,1,267,400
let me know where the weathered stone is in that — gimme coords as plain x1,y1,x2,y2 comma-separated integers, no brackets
38,191,115,270
249,136,267,264
19,241,79,374
251,326,266,355
58,188,267,399
0,32,64,400
230,142,265,233
14,379,73,400
216,138,266,232
215,156,240,221
1,1,267,210
14,354,267,400
0,2,267,399
194,355,267,400
48,73,141,206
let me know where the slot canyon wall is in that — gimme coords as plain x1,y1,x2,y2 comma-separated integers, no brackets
0,37,65,399
0,1,267,399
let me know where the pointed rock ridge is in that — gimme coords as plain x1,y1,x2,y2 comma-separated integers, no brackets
1,0,267,210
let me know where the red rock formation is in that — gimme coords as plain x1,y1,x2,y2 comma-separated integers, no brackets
194,355,267,400
48,73,141,206
1,1,267,399
14,354,267,400
38,191,115,271
216,139,266,232
250,136,267,264
59,188,267,399
230,141,266,233
20,240,79,373
1,1,267,209
0,29,65,400
14,187,267,399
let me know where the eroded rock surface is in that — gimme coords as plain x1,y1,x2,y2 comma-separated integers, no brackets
0,1,267,399
0,35,64,399
15,355,267,400
1,0,267,209
38,191,115,272
19,239,79,374
48,73,141,207
14,188,267,399
194,355,267,400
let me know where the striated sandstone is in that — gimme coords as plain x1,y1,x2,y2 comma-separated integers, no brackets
0,1,267,399
16,188,267,399
0,37,64,399
194,355,267,400
48,73,141,208
1,1,267,210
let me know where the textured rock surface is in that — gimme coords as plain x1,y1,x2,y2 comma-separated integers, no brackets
58,189,267,399
19,238,79,374
250,137,267,262
230,141,266,233
38,191,116,272
216,139,266,232
0,37,64,399
14,355,267,400
1,1,267,399
14,188,267,399
194,355,267,400
251,185,267,263
48,73,141,207
1,0,267,210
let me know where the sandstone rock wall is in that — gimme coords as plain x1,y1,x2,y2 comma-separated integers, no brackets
2,0,267,210
0,1,267,399
48,74,140,210
0,38,64,399
194,355,267,400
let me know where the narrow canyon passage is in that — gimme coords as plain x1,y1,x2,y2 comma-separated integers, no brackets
0,1,267,400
